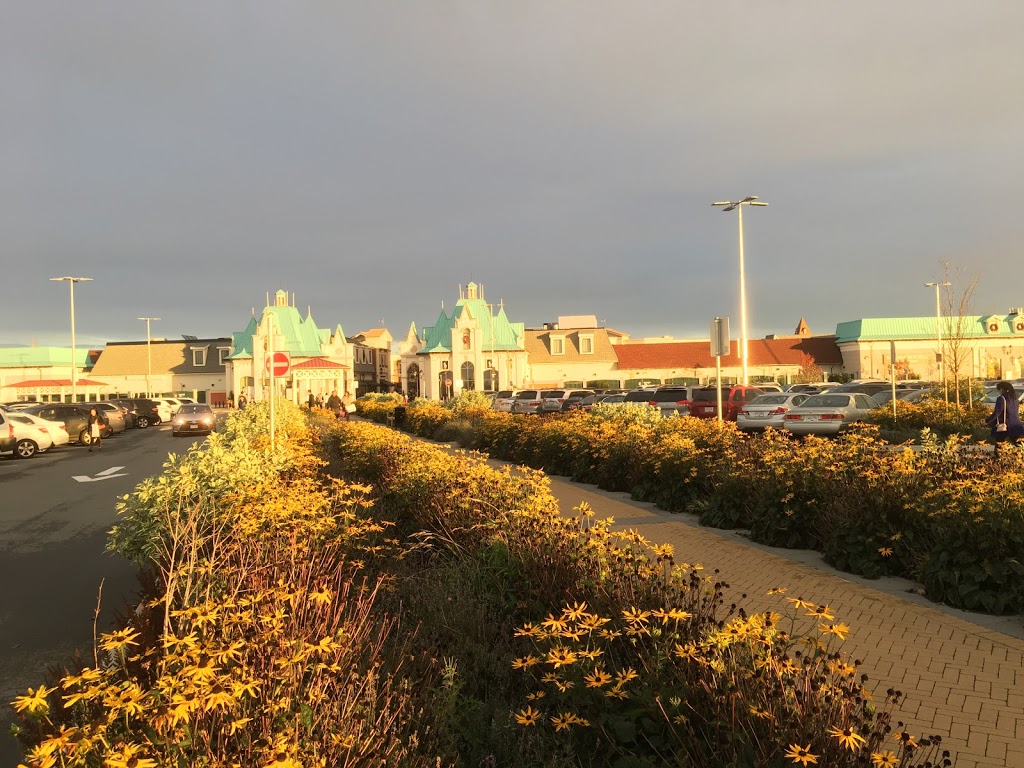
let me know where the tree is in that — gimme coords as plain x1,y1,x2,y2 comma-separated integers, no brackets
793,353,823,384
939,261,981,407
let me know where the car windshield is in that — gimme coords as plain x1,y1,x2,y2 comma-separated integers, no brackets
180,404,212,414
747,395,788,406
691,389,723,402
800,395,852,408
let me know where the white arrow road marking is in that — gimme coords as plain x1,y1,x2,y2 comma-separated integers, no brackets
72,466,129,483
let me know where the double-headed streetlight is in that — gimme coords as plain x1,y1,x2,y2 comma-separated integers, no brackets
138,316,160,397
712,196,769,386
50,276,92,403
924,280,952,403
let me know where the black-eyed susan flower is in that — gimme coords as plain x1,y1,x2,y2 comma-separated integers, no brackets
871,752,898,767
767,587,787,595
784,743,818,765
514,706,541,726
894,731,918,748
805,604,835,620
829,726,867,751
878,547,893,557
525,691,546,701
562,601,588,620
584,669,612,688
546,647,578,668
511,655,540,670
821,622,850,640
621,607,651,624
787,597,815,610
12,685,54,715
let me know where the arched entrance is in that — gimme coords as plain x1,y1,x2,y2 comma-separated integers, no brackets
483,367,498,392
460,361,475,391
407,363,421,398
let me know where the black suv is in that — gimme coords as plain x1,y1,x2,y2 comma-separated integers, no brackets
120,398,163,428
0,410,16,453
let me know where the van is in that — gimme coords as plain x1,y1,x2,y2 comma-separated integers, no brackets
688,385,765,421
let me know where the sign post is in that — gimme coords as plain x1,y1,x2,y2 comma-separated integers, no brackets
890,340,897,420
710,317,730,424
269,313,275,445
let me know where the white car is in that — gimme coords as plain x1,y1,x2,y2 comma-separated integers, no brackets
737,393,810,432
2,413,57,458
492,390,519,412
152,398,179,423
7,412,70,448
781,393,879,436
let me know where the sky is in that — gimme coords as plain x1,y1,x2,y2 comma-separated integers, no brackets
2,2,1022,349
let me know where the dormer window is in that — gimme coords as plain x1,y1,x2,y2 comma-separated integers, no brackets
551,335,565,355
579,334,594,354
192,347,208,366
218,347,230,365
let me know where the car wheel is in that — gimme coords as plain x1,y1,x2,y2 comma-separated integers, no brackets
137,416,150,428
79,430,92,445
15,439,38,459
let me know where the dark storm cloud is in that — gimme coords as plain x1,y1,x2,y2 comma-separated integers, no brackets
2,2,1022,347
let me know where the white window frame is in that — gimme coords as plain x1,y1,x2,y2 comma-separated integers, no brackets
550,335,565,355
218,347,230,365
579,334,595,354
192,347,208,367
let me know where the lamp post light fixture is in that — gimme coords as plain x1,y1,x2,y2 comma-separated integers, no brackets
138,316,161,398
712,196,769,386
924,281,951,403
50,276,92,403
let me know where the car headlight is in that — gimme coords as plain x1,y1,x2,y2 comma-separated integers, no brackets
202,417,213,424
174,417,184,425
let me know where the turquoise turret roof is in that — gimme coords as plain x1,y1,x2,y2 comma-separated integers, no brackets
228,294,331,359
418,285,524,354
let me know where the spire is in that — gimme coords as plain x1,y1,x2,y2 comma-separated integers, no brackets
794,317,811,336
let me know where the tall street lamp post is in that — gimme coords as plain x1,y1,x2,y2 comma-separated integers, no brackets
50,276,92,403
925,280,952,403
712,196,769,386
138,316,160,397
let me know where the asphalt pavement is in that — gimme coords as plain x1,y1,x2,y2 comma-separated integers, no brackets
0,421,210,765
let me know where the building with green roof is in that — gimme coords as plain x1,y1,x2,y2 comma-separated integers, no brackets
835,312,1024,380
0,346,99,403
226,290,357,403
398,282,528,398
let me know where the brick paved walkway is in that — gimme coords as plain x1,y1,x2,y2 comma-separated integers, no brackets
537,474,1024,768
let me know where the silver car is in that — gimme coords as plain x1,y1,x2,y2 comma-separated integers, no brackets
492,390,519,412
782,393,879,436
512,390,545,414
736,393,809,432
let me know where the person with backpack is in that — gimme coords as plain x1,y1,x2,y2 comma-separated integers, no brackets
326,390,343,419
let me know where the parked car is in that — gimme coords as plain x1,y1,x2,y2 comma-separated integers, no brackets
621,389,660,407
512,390,545,414
171,403,216,436
120,398,163,428
736,392,810,432
0,410,20,454
781,393,880,436
93,402,128,434
108,399,139,428
491,390,519,412
6,411,70,449
1,413,55,458
645,386,697,416
151,398,179,423
751,383,784,393
828,381,893,398
539,389,593,413
688,385,765,421
21,404,110,445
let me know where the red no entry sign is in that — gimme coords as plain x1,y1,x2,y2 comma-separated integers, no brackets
265,352,290,376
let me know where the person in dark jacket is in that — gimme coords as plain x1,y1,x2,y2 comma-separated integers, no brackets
86,407,108,452
326,391,342,419
987,381,1024,456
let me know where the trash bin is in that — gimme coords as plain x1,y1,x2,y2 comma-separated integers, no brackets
393,406,407,429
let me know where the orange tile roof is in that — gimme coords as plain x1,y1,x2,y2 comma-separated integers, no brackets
613,337,842,370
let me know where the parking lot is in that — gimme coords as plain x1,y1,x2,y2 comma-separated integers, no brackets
0,413,222,765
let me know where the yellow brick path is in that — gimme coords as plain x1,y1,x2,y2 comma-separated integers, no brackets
538,474,1024,768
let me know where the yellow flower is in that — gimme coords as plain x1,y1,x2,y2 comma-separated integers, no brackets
511,655,540,669
541,615,569,633
514,622,541,638
829,726,867,751
805,604,835,621
748,705,772,720
562,601,588,620
820,622,850,640
12,685,54,715
265,752,301,768
584,669,612,688
871,752,899,767
551,712,578,732
514,706,541,726
621,607,651,625
525,691,546,701
546,647,578,668
767,587,787,595
98,628,141,653
878,547,893,557
784,743,818,765
893,731,918,748
615,667,639,684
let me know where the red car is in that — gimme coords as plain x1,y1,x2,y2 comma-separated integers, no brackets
687,385,765,421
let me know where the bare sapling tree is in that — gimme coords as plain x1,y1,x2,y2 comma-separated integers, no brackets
940,260,981,407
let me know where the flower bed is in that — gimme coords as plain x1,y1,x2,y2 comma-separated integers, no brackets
360,397,1024,616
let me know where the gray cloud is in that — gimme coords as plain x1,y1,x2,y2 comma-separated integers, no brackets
2,1,1021,348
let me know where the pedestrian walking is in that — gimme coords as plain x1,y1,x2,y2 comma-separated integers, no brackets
326,390,342,419
238,394,248,410
87,407,107,452
987,381,1024,456
341,391,353,420
308,392,315,410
